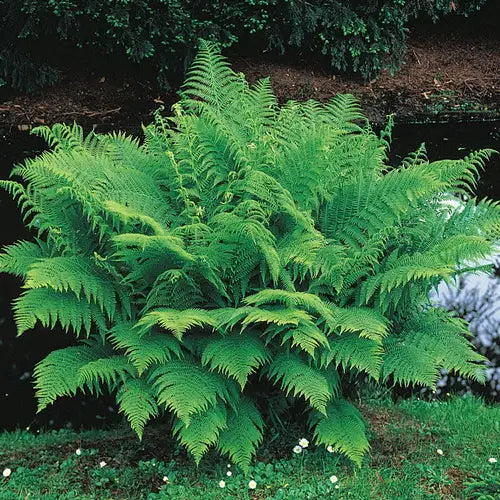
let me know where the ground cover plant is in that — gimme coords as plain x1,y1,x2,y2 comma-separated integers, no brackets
0,396,498,499
1,42,499,472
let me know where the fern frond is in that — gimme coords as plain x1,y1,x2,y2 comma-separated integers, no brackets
310,399,369,466
109,322,183,375
216,398,264,473
209,307,256,331
24,256,117,317
104,201,166,235
182,40,243,116
381,336,440,388
136,308,216,341
425,149,496,194
324,94,365,131
398,311,486,383
173,403,227,464
31,122,85,152
0,240,48,277
149,360,231,425
266,354,338,414
116,378,159,440
112,233,195,266
244,289,334,323
34,342,108,411
13,288,107,336
78,355,137,394
201,333,270,388
327,305,389,343
241,307,313,330
280,322,330,357
321,333,382,379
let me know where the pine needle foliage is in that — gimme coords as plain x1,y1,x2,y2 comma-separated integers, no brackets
1,42,498,470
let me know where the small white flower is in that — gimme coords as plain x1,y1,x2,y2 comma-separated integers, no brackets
298,438,309,448
293,445,303,454
248,480,257,489
329,475,339,484
75,448,82,456
335,484,340,489
226,470,232,477
436,449,443,456
489,457,497,463
219,480,226,488
99,461,107,468
2,468,11,478
327,445,335,453
163,476,169,483
227,464,231,468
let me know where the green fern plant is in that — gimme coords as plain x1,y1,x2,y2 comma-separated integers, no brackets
2,42,499,471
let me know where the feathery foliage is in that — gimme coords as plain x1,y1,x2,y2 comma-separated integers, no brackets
2,42,499,470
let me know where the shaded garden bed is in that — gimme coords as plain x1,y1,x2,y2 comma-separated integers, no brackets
0,32,498,128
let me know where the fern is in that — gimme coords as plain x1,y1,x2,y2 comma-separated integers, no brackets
2,42,498,470
24,256,117,317
136,308,217,341
173,403,228,464
201,333,270,388
33,340,109,411
116,378,159,440
321,333,383,380
310,399,370,466
78,355,137,394
109,322,183,375
216,398,264,473
266,354,339,415
0,240,48,277
149,360,233,425
13,288,107,336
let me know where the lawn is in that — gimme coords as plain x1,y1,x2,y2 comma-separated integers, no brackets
0,395,498,499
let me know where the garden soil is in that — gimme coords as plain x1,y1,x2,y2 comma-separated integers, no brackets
0,32,498,128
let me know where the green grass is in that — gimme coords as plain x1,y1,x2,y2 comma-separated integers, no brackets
0,396,498,499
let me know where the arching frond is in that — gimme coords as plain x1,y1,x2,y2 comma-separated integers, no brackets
136,308,217,340
321,333,383,379
0,239,48,277
78,356,137,394
116,378,159,440
13,288,107,336
310,399,369,467
173,403,227,464
266,354,338,414
34,341,109,411
24,256,118,317
216,398,264,473
109,322,183,375
149,360,231,425
201,332,270,388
